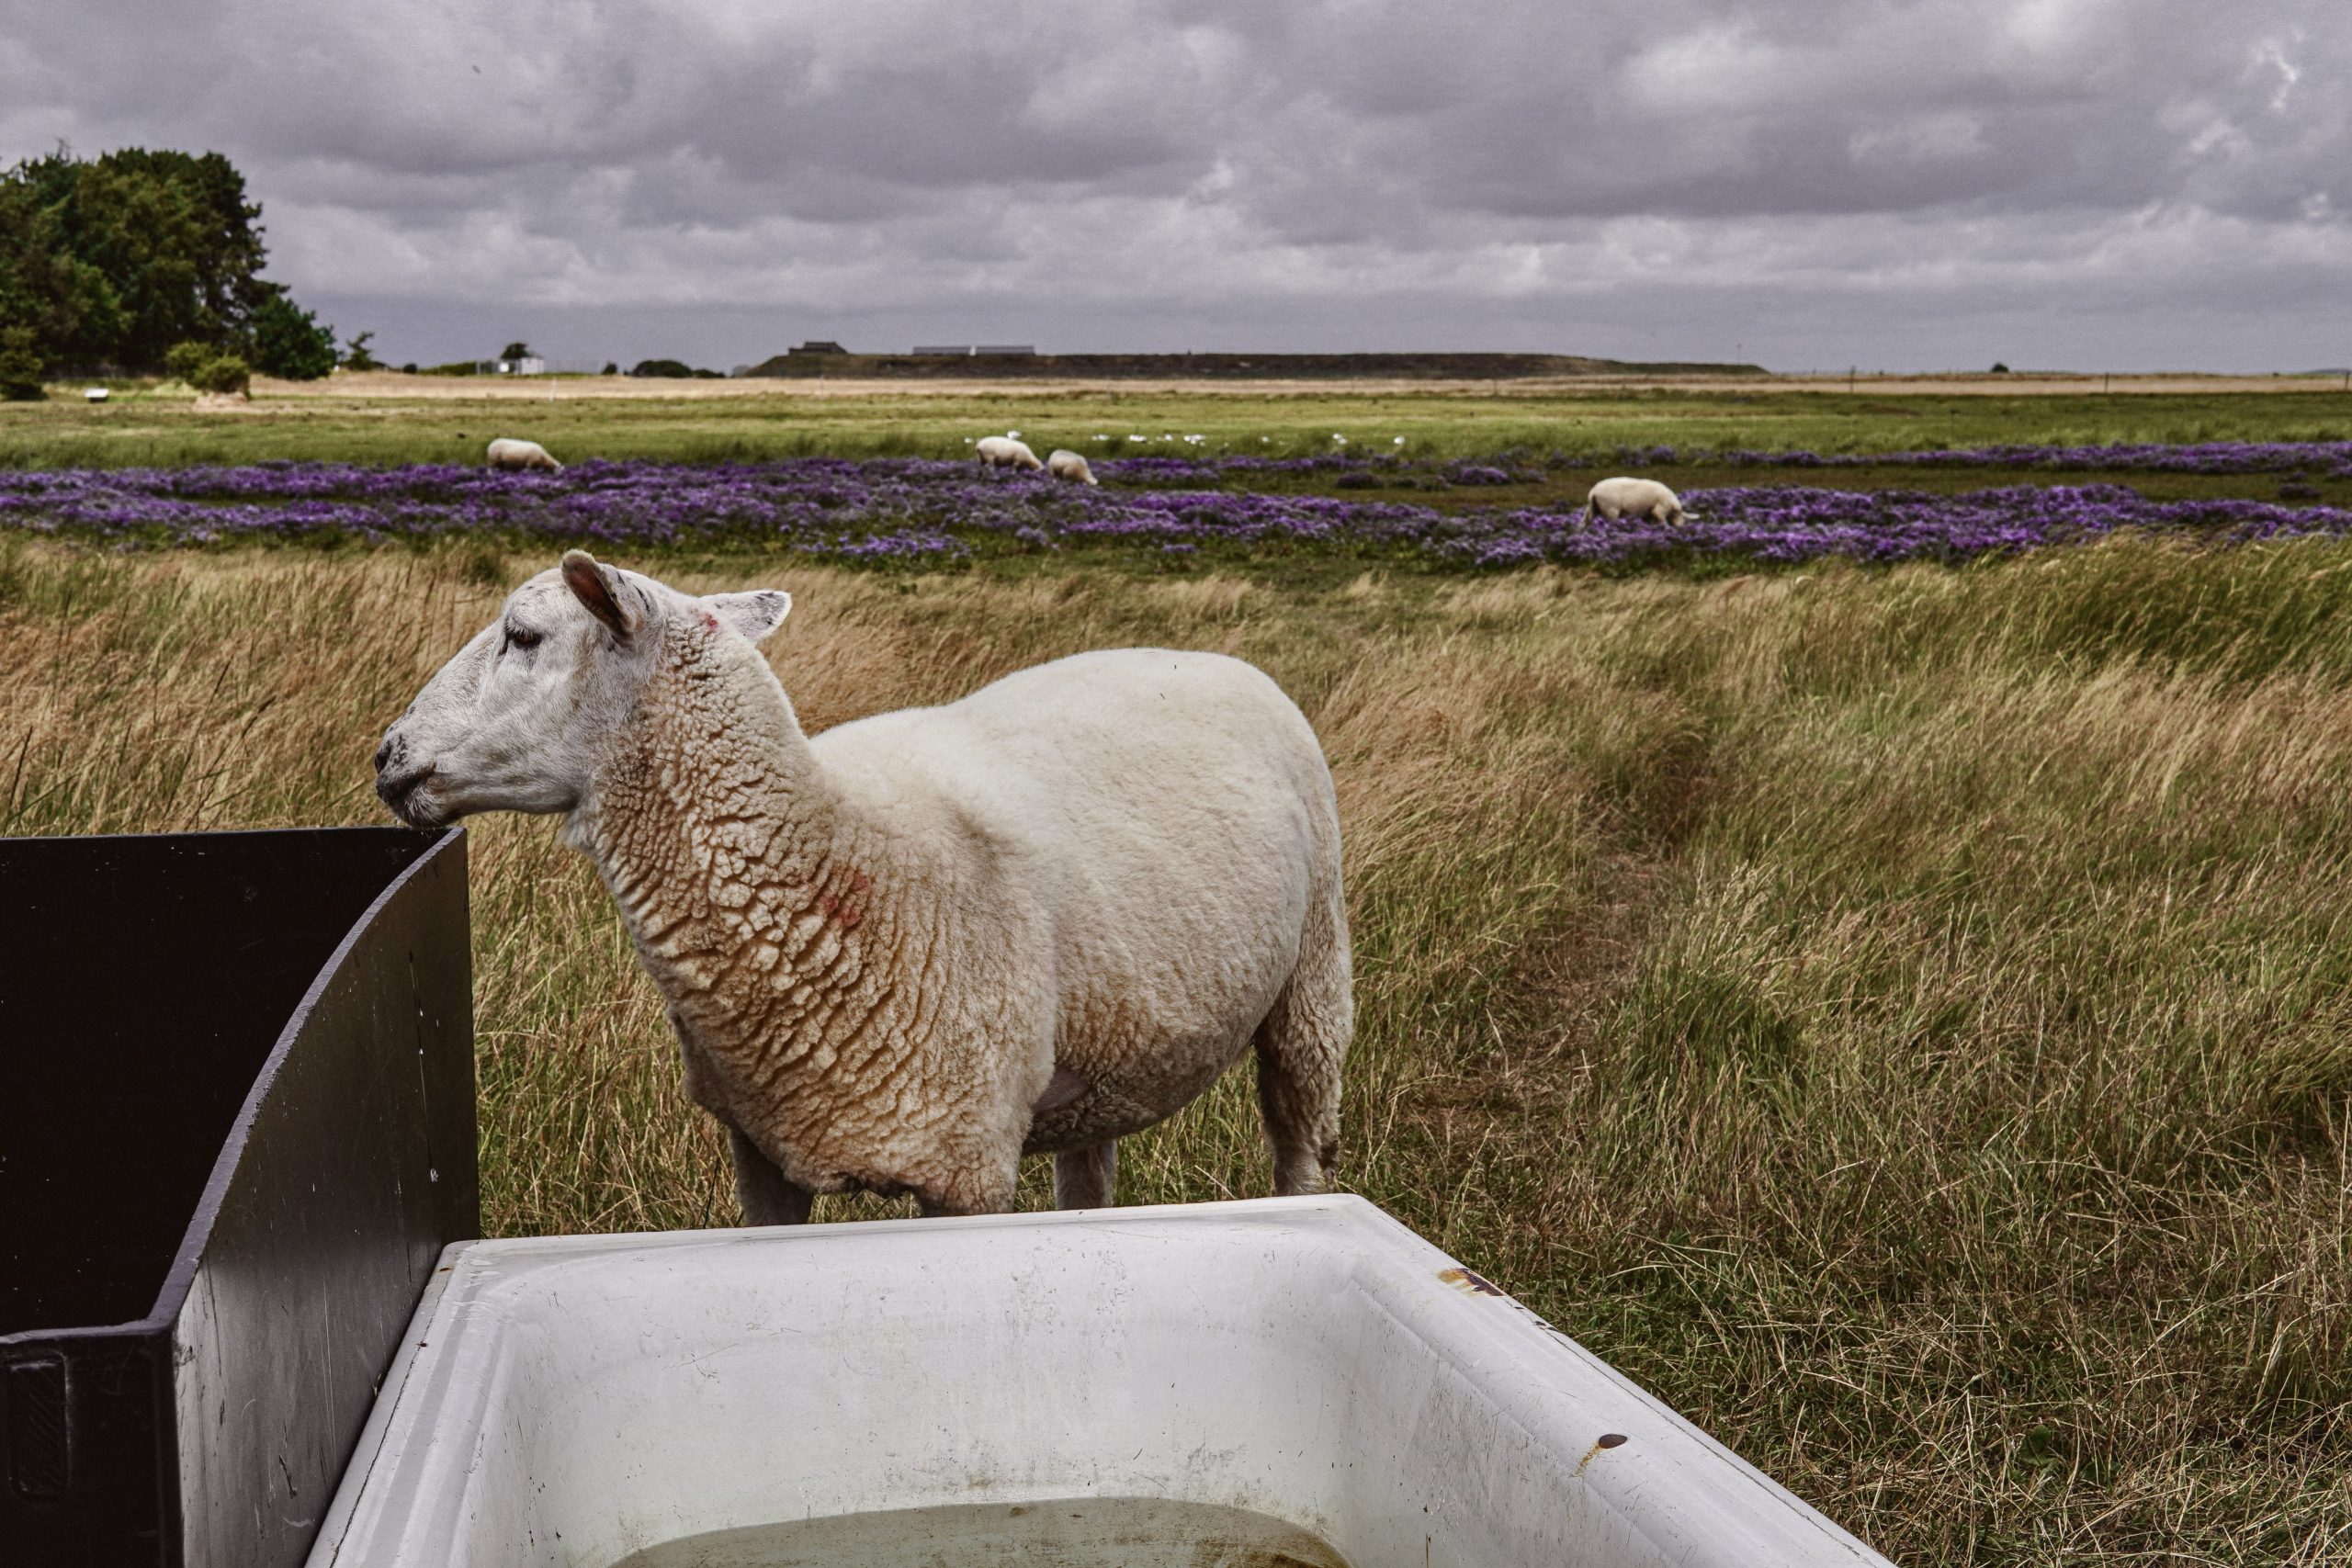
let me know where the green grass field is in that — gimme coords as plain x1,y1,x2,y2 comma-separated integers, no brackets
6,383,2352,1563
4,376,2349,469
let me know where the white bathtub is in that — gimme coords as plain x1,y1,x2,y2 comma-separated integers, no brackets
309,1196,1889,1568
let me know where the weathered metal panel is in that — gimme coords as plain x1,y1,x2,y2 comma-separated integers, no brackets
0,828,475,1568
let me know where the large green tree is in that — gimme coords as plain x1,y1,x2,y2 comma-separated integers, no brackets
0,326,46,400
0,178,125,365
0,147,310,373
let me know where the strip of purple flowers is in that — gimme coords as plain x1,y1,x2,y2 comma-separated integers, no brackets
3,461,2348,570
1606,440,2352,477
1054,443,2352,480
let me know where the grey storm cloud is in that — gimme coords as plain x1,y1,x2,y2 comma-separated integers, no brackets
2,0,2344,369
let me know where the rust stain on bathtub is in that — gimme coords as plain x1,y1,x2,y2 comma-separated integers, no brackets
1437,1267,1505,1297
1576,1432,1630,1476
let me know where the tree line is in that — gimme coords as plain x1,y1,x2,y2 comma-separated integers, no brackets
0,147,352,398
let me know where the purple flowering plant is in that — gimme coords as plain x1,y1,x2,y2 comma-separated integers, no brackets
1,446,2347,572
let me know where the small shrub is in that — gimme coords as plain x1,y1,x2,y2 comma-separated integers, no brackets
1990,361,2011,374
189,355,251,396
164,341,214,384
251,292,337,380
620,359,710,380
340,331,381,372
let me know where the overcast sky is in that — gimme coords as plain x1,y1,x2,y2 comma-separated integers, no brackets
4,2,2344,371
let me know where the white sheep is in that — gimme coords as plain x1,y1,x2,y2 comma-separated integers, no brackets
374,553,1351,1222
1046,449,1099,486
486,437,563,473
1582,476,1685,525
976,434,1043,472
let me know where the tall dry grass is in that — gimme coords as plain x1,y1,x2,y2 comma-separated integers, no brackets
5,536,2350,1564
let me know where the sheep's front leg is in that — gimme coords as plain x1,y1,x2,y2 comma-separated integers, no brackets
727,1124,813,1225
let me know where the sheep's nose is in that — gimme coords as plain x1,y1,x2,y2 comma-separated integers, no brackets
375,734,401,773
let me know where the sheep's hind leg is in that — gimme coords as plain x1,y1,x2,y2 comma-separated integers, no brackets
1053,1140,1119,1210
728,1124,813,1225
1254,879,1352,1198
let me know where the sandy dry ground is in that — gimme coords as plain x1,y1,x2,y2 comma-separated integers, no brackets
253,370,2352,402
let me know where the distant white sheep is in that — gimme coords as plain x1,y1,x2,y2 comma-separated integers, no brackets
1046,449,1099,486
374,553,1352,1221
1583,476,1685,525
977,434,1044,472
487,438,563,473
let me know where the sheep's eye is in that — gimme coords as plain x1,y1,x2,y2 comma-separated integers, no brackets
505,626,541,651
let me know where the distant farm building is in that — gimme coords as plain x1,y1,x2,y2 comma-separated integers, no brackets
975,345,1036,356
912,345,973,356
789,341,848,355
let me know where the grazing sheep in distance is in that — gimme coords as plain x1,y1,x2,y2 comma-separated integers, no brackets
977,434,1044,472
373,552,1351,1222
487,437,563,473
1583,476,1685,525
1046,448,1099,486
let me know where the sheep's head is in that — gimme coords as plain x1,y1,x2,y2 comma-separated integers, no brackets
374,551,791,828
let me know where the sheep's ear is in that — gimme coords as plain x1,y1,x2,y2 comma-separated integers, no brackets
704,589,792,645
560,550,637,640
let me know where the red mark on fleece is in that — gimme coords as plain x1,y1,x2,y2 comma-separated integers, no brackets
701,610,719,630
814,871,869,929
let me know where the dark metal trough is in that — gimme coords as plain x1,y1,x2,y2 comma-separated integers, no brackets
0,828,476,1568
